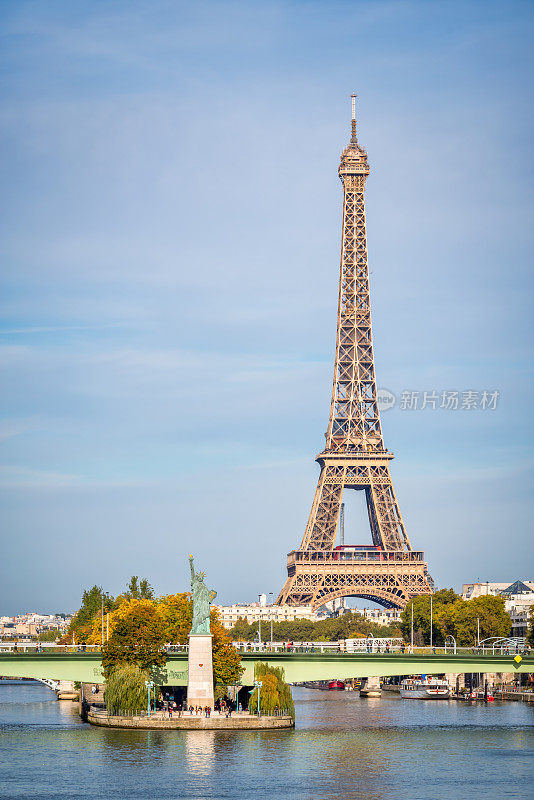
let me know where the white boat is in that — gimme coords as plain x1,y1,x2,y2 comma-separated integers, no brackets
400,677,450,699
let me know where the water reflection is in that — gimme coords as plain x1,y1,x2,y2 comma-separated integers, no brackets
184,730,216,776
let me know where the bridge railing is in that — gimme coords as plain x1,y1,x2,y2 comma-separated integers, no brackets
232,641,342,653
0,642,101,653
1,641,530,657
230,642,532,656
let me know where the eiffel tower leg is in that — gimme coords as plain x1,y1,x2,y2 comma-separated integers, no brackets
276,466,344,605
276,463,433,609
366,468,411,552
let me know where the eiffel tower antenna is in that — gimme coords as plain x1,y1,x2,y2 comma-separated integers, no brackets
351,92,358,143
276,97,433,611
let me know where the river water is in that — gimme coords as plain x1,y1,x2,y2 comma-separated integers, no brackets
0,681,532,799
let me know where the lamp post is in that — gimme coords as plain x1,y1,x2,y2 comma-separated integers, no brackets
411,601,414,653
101,591,104,649
105,591,110,642
430,595,433,651
258,594,262,649
145,680,155,717
269,592,274,646
254,680,263,718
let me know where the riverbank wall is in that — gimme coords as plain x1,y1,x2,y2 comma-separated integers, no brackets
87,710,294,730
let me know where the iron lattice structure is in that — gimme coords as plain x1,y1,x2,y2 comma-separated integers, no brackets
277,96,433,611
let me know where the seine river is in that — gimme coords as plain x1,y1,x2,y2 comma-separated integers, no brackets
1,680,532,799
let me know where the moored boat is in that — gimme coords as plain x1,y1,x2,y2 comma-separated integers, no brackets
400,677,450,699
328,680,345,691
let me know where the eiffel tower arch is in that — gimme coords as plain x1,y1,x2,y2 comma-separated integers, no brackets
276,96,433,612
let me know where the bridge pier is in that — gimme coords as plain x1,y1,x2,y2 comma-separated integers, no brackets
359,676,381,697
444,673,464,695
56,680,78,700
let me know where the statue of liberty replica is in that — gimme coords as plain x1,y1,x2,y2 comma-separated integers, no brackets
187,555,217,709
189,555,217,634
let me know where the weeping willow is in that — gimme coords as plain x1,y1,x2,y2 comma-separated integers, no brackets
104,664,151,715
248,661,295,719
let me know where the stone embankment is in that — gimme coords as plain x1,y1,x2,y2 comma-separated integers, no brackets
87,709,294,730
494,690,533,703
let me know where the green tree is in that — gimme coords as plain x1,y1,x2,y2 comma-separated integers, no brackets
65,585,106,642
248,662,294,719
101,600,167,677
229,613,401,644
230,616,255,641
400,589,459,646
37,628,62,642
124,576,155,600
104,664,149,715
437,595,511,646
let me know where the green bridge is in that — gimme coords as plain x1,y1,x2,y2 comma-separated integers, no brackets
1,651,531,686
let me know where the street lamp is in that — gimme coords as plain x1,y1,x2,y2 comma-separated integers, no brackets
430,595,433,651
258,594,262,649
145,680,155,717
269,592,274,646
253,680,263,718
105,592,110,642
101,590,111,648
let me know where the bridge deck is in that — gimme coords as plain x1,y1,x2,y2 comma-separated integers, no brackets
0,652,531,685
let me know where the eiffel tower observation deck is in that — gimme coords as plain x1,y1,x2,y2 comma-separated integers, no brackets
276,96,433,611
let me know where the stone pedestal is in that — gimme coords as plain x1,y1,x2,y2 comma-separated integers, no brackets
359,676,381,697
187,634,214,709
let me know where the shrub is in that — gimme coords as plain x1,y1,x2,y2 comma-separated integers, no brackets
104,664,150,715
248,661,294,719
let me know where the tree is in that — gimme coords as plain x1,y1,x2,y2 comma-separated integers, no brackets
229,613,402,644
160,593,193,643
248,662,294,719
212,642,244,687
438,595,511,646
101,599,167,677
400,589,459,646
230,617,254,641
124,576,154,600
37,628,62,642
64,585,106,643
104,664,149,714
400,590,512,647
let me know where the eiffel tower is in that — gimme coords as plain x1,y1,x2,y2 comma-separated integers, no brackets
276,95,433,611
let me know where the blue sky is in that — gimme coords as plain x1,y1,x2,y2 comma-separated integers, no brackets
1,0,533,614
